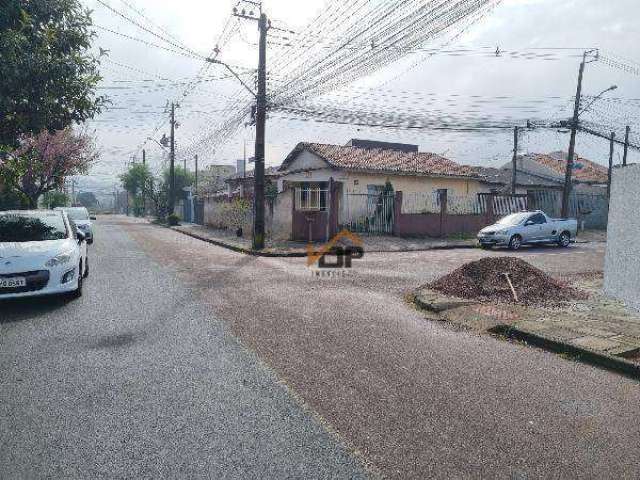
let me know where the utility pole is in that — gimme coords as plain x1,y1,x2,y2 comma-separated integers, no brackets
511,126,519,194
623,125,630,166
252,12,267,250
607,131,615,203
194,154,199,195
142,149,146,216
169,102,176,216
562,52,588,218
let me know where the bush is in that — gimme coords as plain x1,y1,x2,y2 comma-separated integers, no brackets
167,214,180,226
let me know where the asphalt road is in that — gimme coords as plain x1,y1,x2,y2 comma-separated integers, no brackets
0,218,368,479
116,217,639,480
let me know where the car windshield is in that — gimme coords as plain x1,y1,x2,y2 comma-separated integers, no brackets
496,213,530,226
64,208,89,221
0,212,68,242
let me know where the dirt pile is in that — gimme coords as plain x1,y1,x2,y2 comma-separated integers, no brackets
429,257,587,305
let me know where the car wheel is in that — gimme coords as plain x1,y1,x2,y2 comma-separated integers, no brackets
508,235,522,251
558,232,571,248
84,258,90,278
71,263,83,299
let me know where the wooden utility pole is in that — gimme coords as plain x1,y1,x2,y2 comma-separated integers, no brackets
252,12,268,250
607,131,615,203
194,154,198,195
623,125,630,166
562,52,587,218
169,102,176,216
142,149,146,216
511,126,519,194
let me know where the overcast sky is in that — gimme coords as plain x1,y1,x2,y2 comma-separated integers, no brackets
80,0,640,198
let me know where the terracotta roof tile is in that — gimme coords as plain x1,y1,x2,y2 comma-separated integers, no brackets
284,142,478,178
530,153,608,183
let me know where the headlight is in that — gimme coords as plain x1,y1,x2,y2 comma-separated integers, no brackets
45,250,74,267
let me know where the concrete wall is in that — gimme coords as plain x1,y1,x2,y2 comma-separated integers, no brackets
604,164,640,312
267,188,293,240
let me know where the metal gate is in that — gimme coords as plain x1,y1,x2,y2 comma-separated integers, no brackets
194,198,204,225
341,193,395,234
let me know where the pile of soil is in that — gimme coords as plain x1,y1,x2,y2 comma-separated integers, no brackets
429,257,587,305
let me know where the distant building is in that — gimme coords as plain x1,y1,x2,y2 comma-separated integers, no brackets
199,164,236,194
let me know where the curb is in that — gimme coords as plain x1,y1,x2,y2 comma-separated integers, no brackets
171,227,308,258
412,293,640,380
489,325,640,380
170,225,479,256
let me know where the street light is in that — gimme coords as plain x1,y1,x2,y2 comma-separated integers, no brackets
147,136,168,149
578,85,617,117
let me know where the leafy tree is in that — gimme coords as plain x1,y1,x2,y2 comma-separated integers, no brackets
76,191,98,209
0,0,106,146
120,163,153,197
0,129,98,208
120,163,154,217
42,190,69,208
162,166,194,199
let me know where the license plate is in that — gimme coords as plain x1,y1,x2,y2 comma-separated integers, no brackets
0,277,26,289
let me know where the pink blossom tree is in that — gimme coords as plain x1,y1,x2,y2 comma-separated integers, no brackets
0,128,98,208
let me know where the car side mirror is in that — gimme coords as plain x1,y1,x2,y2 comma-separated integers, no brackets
90,216,96,220
76,231,86,243
525,220,534,226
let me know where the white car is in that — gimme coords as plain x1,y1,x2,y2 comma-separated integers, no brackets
55,206,94,244
0,210,89,300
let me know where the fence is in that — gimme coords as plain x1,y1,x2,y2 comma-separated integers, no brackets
340,193,395,234
527,189,608,229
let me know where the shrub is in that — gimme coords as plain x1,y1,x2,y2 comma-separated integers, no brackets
167,214,180,226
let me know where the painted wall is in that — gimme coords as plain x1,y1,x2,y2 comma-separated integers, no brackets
604,164,640,312
267,188,293,240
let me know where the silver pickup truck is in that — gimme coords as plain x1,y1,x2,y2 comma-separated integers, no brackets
477,210,578,250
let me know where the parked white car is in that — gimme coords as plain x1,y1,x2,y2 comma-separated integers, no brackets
0,210,89,300
55,206,94,244
477,210,578,250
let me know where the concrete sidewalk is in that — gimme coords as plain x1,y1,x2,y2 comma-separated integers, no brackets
171,222,605,256
414,277,640,377
171,223,478,255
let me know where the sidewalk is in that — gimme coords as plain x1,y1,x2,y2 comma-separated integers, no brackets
171,223,479,255
414,277,640,378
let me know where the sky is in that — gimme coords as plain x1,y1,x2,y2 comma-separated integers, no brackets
79,0,640,202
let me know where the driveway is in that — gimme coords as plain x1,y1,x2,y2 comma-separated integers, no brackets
120,217,639,479
0,217,368,479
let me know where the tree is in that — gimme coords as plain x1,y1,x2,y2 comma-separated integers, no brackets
76,191,98,209
120,163,153,216
0,0,106,146
120,163,153,197
42,191,69,208
0,128,98,208
162,166,194,199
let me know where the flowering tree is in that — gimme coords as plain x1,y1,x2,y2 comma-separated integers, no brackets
0,128,98,208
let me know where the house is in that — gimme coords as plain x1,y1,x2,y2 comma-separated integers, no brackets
275,140,491,240
198,164,236,194
225,166,281,198
474,152,610,228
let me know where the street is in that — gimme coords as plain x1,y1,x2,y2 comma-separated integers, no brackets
0,217,367,479
2,216,638,479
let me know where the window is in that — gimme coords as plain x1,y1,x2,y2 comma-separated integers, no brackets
528,213,547,225
295,183,328,211
0,212,68,242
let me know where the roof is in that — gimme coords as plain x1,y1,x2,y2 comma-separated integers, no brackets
472,166,563,189
280,142,479,179
525,152,608,183
226,166,281,182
